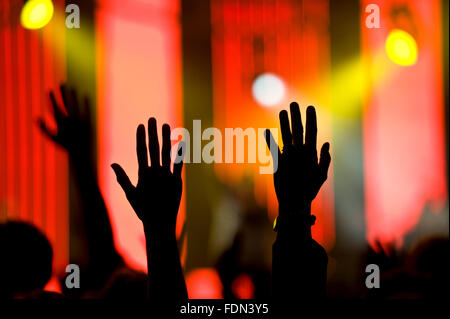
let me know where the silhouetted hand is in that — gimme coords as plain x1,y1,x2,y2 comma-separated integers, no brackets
111,119,187,301
265,102,331,301
39,85,124,294
265,102,331,215
111,119,184,237
39,85,92,159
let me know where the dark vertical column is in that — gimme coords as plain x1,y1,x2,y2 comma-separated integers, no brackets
181,0,218,271
329,0,366,297
65,0,97,271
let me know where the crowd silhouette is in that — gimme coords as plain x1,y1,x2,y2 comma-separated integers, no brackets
0,84,448,305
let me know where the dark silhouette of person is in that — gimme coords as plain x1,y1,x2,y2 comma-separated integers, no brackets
264,102,331,301
39,85,147,298
111,118,187,302
362,236,449,299
0,221,62,299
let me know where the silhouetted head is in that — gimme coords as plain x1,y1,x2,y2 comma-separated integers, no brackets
0,221,53,298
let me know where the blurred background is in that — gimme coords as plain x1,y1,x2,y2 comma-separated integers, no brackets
0,0,448,298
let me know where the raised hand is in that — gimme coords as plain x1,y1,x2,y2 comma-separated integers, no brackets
111,119,187,301
39,85,93,158
265,102,331,216
39,85,124,293
266,102,331,301
111,119,184,237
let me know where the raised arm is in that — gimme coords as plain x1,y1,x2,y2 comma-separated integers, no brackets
265,102,331,300
111,118,187,301
39,85,123,292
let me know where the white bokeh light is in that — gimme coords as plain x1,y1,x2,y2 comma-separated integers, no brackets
252,73,286,107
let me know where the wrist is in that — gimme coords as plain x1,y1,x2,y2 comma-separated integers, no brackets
275,200,313,240
279,200,311,217
145,229,179,265
143,222,177,243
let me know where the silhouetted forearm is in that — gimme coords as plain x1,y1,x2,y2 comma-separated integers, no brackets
71,156,123,279
144,226,187,301
272,202,327,300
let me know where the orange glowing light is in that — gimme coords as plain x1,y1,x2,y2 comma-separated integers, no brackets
185,268,223,299
231,273,255,299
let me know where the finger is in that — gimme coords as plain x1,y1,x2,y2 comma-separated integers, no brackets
173,141,185,177
49,92,64,121
162,124,171,170
37,118,58,143
305,106,317,151
111,163,135,198
148,117,160,167
60,84,71,115
318,142,331,184
290,102,303,147
264,129,281,161
279,110,292,148
265,129,281,174
136,124,148,174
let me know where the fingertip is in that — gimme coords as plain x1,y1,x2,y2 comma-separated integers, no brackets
137,124,145,134
162,123,171,137
148,117,157,126
289,102,300,113
49,91,56,102
279,109,288,119
60,84,67,96
307,105,316,114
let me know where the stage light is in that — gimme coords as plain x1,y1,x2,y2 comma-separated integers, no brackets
185,268,223,299
252,73,285,107
21,0,54,30
385,29,418,66
232,273,255,299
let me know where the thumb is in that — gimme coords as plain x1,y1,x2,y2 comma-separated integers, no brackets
111,163,135,197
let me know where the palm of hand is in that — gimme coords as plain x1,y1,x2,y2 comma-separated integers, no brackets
277,146,321,206
39,85,92,155
111,118,184,236
266,103,331,213
131,167,182,232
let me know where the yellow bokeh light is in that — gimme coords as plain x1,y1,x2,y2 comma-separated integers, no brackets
385,29,418,66
21,0,54,30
